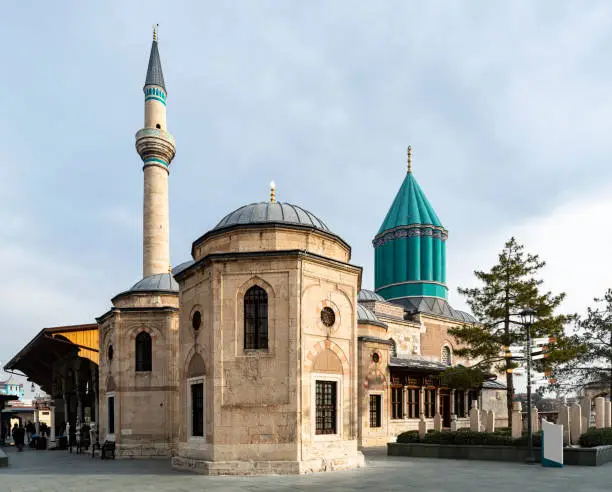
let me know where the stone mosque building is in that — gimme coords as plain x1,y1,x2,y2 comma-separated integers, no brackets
4,31,506,474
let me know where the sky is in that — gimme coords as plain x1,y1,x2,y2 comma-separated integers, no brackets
2,1,612,396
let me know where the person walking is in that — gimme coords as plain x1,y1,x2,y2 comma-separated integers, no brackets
25,420,35,444
13,423,25,452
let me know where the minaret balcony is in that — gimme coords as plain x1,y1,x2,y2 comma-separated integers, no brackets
135,128,176,167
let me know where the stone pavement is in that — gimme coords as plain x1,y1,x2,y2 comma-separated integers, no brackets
0,446,611,492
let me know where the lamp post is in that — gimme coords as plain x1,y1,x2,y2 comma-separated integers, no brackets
520,308,536,463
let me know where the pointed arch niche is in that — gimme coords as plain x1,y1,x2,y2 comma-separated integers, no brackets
186,353,206,439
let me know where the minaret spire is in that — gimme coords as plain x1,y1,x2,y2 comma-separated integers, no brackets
135,28,176,278
407,145,412,173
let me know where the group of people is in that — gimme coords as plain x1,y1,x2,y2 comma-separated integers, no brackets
0,421,37,451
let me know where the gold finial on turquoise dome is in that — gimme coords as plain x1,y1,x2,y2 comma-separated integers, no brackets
270,181,276,203
153,24,158,42
407,145,412,173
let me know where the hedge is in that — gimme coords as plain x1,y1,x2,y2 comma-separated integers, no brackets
396,429,542,447
579,428,612,448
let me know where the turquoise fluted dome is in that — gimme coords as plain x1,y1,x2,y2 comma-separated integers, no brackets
373,168,448,301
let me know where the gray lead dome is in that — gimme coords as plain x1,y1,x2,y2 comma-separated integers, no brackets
129,273,178,293
214,202,330,233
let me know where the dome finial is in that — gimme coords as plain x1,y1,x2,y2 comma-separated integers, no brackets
270,181,276,203
153,24,158,42
407,145,412,173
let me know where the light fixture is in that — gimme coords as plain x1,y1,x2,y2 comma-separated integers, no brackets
520,308,536,326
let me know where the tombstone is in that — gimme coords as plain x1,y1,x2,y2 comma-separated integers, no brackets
605,401,612,428
470,401,481,432
594,397,605,429
580,397,591,428
450,414,458,432
418,416,428,439
433,413,442,431
486,410,495,433
558,404,570,446
479,409,487,432
511,401,523,439
569,404,582,445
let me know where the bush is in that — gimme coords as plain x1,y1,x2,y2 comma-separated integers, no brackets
396,430,420,443
395,429,540,447
579,428,612,448
494,427,511,436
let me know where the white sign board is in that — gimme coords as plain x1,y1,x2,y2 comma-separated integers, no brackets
541,419,563,467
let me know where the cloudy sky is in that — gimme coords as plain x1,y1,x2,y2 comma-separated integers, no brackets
2,1,612,394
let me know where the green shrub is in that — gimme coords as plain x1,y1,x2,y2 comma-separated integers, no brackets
396,430,420,443
579,428,612,448
395,429,543,447
494,427,511,436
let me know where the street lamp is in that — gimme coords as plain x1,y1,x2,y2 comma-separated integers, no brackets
519,308,537,463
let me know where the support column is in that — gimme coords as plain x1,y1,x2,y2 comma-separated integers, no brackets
48,403,56,448
450,389,456,417
464,390,469,416
435,389,440,415
34,404,40,435
419,387,425,417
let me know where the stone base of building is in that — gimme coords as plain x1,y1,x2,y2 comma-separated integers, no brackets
171,453,365,476
116,442,174,459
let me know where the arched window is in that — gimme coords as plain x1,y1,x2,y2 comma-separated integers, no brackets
442,346,452,366
135,331,152,371
244,285,268,350
389,338,397,357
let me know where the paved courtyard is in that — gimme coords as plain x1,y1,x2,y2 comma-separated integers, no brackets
0,446,611,492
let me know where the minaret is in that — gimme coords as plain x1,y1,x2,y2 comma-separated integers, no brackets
135,25,176,278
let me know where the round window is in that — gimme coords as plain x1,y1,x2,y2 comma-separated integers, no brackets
192,310,202,331
320,307,336,327
372,352,380,363
108,345,114,361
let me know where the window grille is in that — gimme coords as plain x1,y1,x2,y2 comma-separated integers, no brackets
315,380,337,434
244,286,268,350
135,332,152,371
369,394,382,428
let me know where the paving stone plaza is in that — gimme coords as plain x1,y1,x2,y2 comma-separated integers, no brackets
0,447,610,492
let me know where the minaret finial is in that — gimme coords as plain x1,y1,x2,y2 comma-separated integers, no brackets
407,145,412,173
153,24,158,42
270,181,276,203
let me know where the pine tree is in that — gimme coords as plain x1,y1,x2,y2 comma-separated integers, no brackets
449,237,576,428
553,290,612,400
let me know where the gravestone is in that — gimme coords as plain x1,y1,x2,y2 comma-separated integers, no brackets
605,401,612,428
531,407,539,432
450,414,458,432
486,410,495,433
580,397,591,428
569,404,582,445
558,404,570,446
595,397,605,429
470,401,481,432
511,401,523,439
433,413,442,432
418,416,427,439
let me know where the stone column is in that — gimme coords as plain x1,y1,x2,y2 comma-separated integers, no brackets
511,402,523,439
605,401,612,428
63,392,69,429
419,387,425,418
75,366,83,424
47,404,56,449
595,397,605,429
34,405,40,435
570,404,582,445
464,390,469,417
435,389,440,415
450,389,456,417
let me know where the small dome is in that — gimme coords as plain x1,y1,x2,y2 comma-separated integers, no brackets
129,273,178,293
357,304,386,327
358,289,385,302
214,202,330,234
171,260,194,277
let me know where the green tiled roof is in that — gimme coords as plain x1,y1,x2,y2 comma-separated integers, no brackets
377,171,443,234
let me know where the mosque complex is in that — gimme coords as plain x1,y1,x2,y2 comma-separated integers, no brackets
4,29,506,474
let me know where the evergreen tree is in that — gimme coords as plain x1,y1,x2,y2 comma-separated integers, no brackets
553,290,612,400
449,237,576,427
